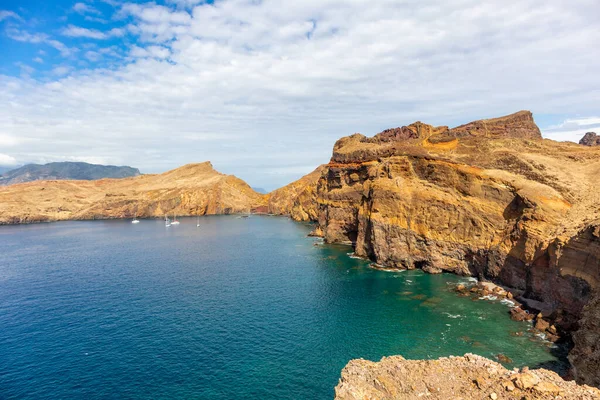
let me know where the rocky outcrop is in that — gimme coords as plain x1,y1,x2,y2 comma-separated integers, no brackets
0,161,141,186
0,162,267,224
334,354,600,400
303,111,600,334
267,165,326,221
580,132,600,146
570,290,600,388
449,110,542,139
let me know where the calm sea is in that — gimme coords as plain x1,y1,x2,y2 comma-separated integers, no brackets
0,216,559,399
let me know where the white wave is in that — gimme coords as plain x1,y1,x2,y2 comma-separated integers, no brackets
500,299,515,307
443,313,463,319
479,295,498,301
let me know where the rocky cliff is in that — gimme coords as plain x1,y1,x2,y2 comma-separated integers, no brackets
0,161,141,186
580,132,600,146
570,289,600,388
305,111,600,334
266,165,326,221
335,354,600,400
0,162,267,224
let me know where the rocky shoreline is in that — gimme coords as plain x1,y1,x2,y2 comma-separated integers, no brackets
334,354,600,399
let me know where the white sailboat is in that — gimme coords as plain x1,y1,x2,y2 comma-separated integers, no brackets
131,216,140,224
196,216,200,227
165,215,171,227
171,214,180,225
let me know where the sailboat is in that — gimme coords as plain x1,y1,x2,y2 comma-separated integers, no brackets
171,214,180,225
196,216,200,227
131,215,140,224
165,215,171,227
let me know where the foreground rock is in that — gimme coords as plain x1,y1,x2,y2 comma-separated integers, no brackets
0,162,267,224
580,132,600,146
335,354,600,400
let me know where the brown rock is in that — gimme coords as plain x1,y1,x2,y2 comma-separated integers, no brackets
580,132,600,146
513,372,540,389
496,354,513,364
535,318,551,332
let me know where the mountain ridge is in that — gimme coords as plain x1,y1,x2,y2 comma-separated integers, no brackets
0,161,141,186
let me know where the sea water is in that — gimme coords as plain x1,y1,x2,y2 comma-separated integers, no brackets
0,216,560,399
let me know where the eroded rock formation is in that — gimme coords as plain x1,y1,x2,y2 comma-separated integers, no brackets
580,132,600,146
334,354,600,400
0,162,267,224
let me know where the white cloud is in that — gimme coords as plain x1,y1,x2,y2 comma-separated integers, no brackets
0,10,22,22
33,57,44,63
1,0,600,188
543,117,600,143
61,25,122,39
73,2,102,15
51,66,72,76
130,45,170,59
0,154,18,166
6,28,74,57
85,51,102,62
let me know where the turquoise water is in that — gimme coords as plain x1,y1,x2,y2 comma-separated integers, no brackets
0,216,558,399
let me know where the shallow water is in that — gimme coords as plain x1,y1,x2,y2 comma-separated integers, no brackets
0,216,558,399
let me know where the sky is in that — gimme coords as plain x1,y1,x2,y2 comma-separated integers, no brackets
0,0,599,190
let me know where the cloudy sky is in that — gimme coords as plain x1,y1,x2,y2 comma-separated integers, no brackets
0,0,599,190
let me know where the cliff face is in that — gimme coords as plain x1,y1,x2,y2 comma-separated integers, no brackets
570,289,600,388
0,162,267,224
335,354,600,400
580,132,600,146
0,162,141,186
306,111,600,330
266,165,326,221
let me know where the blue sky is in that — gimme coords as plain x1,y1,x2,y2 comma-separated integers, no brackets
0,0,599,190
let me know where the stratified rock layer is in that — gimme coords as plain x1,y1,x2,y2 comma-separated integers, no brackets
335,354,600,400
0,162,267,224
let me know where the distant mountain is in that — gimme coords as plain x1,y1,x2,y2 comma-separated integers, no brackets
0,166,17,175
252,187,268,194
0,162,141,186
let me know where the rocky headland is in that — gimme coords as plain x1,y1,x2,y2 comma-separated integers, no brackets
0,162,267,224
275,110,600,387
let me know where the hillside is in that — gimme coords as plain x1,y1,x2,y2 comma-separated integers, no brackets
0,162,267,224
0,162,141,186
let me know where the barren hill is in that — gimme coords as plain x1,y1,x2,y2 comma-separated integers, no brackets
0,162,267,224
